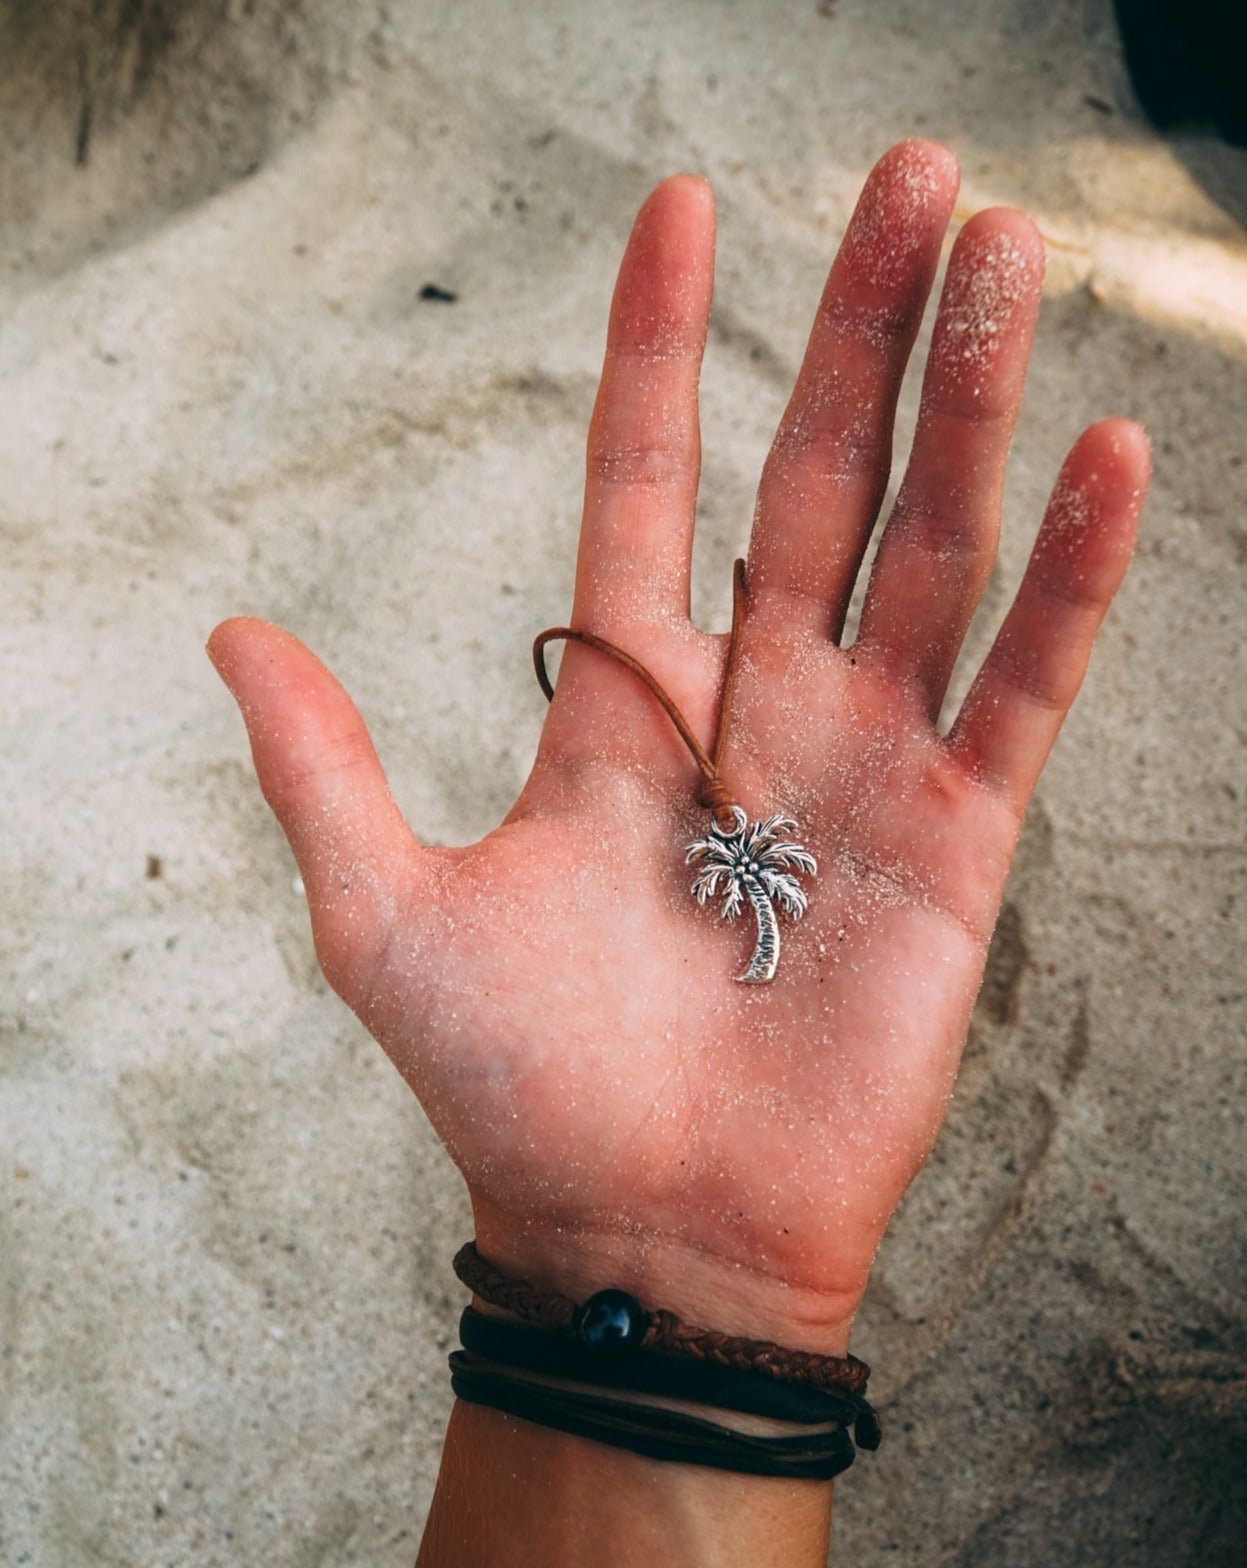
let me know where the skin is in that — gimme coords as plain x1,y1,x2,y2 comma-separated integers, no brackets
206,139,1152,1564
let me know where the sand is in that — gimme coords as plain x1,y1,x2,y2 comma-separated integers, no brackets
1,2,1244,1563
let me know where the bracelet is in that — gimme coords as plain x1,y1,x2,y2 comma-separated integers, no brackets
449,1241,882,1477
449,1350,860,1481
452,1242,874,1401
458,1306,866,1427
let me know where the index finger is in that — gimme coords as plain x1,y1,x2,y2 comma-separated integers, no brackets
573,175,716,639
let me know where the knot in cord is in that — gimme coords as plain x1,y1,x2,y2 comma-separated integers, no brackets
696,777,738,832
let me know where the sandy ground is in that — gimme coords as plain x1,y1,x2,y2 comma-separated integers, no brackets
1,2,1244,1563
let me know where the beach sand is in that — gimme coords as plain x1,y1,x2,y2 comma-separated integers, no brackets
1,2,1243,1562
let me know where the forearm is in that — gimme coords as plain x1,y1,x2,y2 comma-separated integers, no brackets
416,1398,835,1568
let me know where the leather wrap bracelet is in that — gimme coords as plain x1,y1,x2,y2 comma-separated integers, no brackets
448,1241,881,1479
458,1306,867,1426
449,1349,859,1480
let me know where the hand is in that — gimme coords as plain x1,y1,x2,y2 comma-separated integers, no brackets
206,139,1150,1355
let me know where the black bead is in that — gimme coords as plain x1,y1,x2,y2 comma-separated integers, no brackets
577,1289,647,1352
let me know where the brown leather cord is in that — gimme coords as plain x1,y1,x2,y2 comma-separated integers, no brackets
533,557,749,832
452,1241,874,1407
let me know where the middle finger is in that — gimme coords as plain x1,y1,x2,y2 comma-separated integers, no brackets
745,139,959,640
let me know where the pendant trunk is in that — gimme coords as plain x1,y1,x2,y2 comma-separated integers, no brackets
738,876,780,984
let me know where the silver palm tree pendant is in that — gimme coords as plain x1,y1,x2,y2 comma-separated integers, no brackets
685,806,817,984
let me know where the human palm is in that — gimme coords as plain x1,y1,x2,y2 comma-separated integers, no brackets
208,140,1149,1350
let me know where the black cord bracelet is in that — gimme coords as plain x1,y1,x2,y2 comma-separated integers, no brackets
448,1240,882,1476
449,1350,859,1481
459,1305,865,1427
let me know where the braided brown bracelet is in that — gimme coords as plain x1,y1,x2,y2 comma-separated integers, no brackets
451,1241,877,1417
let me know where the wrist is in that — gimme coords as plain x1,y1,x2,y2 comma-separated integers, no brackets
421,1207,859,1567
469,1202,862,1358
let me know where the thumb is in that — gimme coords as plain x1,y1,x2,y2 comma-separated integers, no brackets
206,616,421,1008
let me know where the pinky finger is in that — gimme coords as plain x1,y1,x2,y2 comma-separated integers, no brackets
947,419,1151,810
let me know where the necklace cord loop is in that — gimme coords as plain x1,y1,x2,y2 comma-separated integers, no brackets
532,558,749,832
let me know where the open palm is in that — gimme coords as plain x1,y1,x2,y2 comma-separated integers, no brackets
208,140,1149,1352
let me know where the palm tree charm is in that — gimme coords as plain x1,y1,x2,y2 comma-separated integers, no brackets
686,806,817,984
